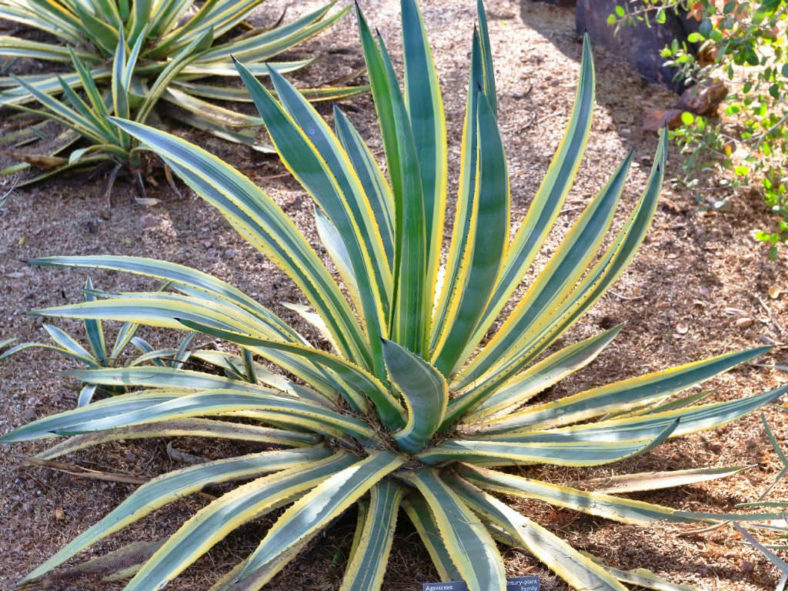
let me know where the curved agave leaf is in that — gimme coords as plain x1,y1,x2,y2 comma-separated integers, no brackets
341,480,404,591
383,338,448,454
399,468,507,591
124,452,358,591
21,446,330,584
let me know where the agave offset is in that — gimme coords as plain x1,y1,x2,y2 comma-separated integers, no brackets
3,1,785,590
0,0,359,183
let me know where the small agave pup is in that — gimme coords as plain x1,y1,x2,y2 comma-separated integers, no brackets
3,1,786,590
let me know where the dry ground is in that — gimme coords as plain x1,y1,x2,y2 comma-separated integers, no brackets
2,0,788,589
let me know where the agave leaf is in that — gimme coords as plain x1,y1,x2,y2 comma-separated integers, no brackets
38,418,319,460
493,385,788,441
401,495,463,582
451,474,627,591
110,117,371,369
399,468,506,591
430,18,492,352
459,464,781,526
578,465,748,494
419,419,677,467
456,150,633,389
357,6,428,355
30,255,302,342
401,0,447,309
341,480,404,591
236,61,390,373
236,451,405,582
432,91,509,378
475,347,770,433
202,2,347,63
383,338,448,454
465,325,622,423
333,106,395,264
177,319,406,429
1,389,374,443
124,451,356,591
21,447,330,584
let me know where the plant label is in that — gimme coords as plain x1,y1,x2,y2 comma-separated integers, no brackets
423,576,539,591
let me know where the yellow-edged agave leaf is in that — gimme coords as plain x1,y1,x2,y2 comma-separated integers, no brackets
451,475,627,591
430,24,489,351
30,255,303,341
236,451,405,582
0,0,357,183
475,347,770,433
178,319,406,428
383,338,448,453
492,385,788,442
37,419,320,460
432,91,509,378
401,0,447,310
124,452,357,591
459,464,783,526
5,1,787,590
401,495,463,582
341,480,404,591
465,325,622,423
110,118,371,368
357,5,429,355
400,468,507,591
21,446,329,584
579,465,748,495
419,419,677,467
454,150,634,387
235,62,390,371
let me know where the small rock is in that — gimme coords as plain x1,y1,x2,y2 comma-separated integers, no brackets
224,249,237,260
642,108,683,132
203,240,213,249
735,317,754,329
679,80,728,115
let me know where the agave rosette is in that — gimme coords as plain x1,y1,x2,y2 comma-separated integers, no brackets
0,0,359,181
3,1,785,589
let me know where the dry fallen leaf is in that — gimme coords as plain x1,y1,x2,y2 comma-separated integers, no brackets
769,286,782,300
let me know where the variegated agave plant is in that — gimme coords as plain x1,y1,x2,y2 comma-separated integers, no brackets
0,0,358,183
3,1,786,589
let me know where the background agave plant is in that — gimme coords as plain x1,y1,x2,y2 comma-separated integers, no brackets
2,0,786,590
0,0,359,184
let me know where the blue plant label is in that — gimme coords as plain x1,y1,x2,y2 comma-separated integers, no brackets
422,576,539,591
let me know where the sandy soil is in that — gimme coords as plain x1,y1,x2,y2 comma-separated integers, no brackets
2,1,788,590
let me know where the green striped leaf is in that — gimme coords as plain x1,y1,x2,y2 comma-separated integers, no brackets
21,447,329,584
463,325,622,424
419,419,677,467
37,418,319,460
399,468,506,591
432,91,509,377
459,464,781,526
383,339,448,454
124,452,355,591
109,118,371,368
401,496,463,582
450,474,627,591
402,0,447,312
465,37,595,361
236,451,405,582
476,347,769,433
236,61,390,373
340,479,404,591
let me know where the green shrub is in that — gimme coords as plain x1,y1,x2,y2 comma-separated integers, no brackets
3,1,786,589
611,0,788,258
0,0,359,184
